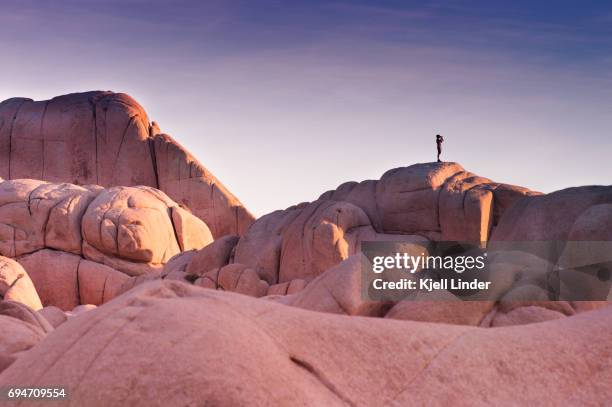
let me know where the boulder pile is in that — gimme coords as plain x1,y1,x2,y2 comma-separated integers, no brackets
0,92,610,405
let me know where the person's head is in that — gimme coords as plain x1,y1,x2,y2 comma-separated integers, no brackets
436,134,441,140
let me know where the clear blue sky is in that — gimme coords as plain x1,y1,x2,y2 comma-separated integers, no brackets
1,1,611,216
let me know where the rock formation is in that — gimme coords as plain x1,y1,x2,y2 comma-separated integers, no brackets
233,162,540,285
0,178,214,310
0,90,610,405
1,281,610,406
0,92,254,237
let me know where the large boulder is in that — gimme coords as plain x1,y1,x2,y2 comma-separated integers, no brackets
0,179,213,277
234,162,537,284
277,255,392,317
0,256,42,310
1,280,610,406
0,91,254,237
0,314,46,373
0,179,213,310
491,186,612,242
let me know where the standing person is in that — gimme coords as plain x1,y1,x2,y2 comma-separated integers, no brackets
436,134,444,162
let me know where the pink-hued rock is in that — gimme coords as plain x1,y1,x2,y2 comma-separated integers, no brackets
556,204,612,290
1,280,611,405
0,179,100,257
70,304,97,316
18,250,132,311
152,133,254,237
0,301,53,333
566,203,612,241
0,178,213,277
267,279,308,296
0,92,254,237
160,251,196,277
234,162,536,285
17,250,80,311
278,201,376,283
37,306,68,328
438,172,494,242
375,162,465,234
185,235,239,276
81,185,212,276
277,252,606,325
0,314,46,373
195,264,269,298
234,207,303,284
385,300,496,326
77,260,130,306
0,256,42,310
115,274,160,297
170,206,214,252
278,255,391,317
490,306,566,327
491,186,612,242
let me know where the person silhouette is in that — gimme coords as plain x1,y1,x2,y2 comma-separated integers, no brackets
436,134,444,162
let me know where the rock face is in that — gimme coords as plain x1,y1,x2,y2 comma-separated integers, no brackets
0,256,42,311
0,91,254,237
1,280,610,406
0,314,46,373
0,179,212,275
120,164,608,329
0,92,609,407
491,186,612,242
232,162,538,285
0,178,214,310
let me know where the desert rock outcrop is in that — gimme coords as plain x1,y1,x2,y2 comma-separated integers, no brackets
1,280,610,406
233,162,540,285
0,91,254,237
0,178,215,310
0,256,42,311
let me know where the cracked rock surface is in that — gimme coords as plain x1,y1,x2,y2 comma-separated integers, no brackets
0,91,254,238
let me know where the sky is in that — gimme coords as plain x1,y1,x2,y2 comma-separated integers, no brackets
1,0,611,216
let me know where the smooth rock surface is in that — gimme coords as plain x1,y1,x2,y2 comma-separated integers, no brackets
1,280,610,406
0,256,42,310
